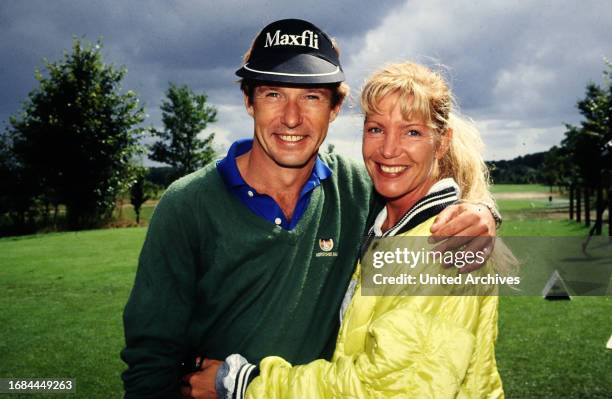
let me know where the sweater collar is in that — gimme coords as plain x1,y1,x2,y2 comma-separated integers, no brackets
216,138,332,189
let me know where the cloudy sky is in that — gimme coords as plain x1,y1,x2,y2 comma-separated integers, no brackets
1,0,610,163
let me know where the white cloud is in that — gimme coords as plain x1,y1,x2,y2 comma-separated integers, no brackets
339,0,612,160
325,113,364,163
492,63,557,114
476,119,564,160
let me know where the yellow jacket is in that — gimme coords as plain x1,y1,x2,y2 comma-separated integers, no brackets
247,217,503,398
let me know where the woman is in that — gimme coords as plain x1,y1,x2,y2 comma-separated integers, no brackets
218,62,506,398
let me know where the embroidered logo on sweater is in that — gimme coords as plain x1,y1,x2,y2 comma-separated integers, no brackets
319,238,334,252
316,238,337,257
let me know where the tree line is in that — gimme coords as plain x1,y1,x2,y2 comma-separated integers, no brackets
1,39,610,236
487,152,548,185
0,39,217,235
487,61,611,236
539,61,611,236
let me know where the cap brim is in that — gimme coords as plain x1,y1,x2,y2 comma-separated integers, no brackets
236,53,344,84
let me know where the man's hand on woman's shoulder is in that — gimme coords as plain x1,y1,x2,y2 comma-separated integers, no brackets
429,202,497,273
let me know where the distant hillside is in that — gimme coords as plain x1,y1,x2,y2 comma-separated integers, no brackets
487,151,548,184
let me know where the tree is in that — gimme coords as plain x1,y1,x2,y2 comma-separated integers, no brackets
7,39,146,229
150,83,217,179
0,132,41,233
580,62,612,234
129,166,154,225
561,60,612,232
542,146,564,191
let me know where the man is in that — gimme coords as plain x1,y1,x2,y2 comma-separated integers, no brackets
122,19,499,399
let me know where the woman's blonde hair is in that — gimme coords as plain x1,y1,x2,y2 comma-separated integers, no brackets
362,62,519,276
360,62,494,205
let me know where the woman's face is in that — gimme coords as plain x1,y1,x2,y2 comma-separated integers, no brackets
362,92,444,207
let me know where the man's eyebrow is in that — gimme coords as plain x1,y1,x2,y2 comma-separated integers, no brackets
254,86,331,96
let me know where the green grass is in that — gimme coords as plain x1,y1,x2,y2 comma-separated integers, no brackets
496,199,563,211
497,297,611,398
1,184,610,398
495,187,610,397
0,228,146,398
499,219,590,236
491,184,555,193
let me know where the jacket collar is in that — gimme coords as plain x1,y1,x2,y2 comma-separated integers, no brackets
369,178,461,238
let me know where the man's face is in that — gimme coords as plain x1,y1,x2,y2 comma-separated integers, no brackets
245,85,341,168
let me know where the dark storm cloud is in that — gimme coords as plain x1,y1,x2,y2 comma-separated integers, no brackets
1,1,610,161
0,0,403,128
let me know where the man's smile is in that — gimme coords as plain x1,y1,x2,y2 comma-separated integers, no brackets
276,134,307,143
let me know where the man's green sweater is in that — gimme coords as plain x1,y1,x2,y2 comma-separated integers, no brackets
121,153,375,398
